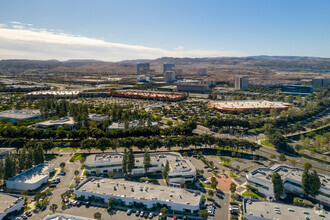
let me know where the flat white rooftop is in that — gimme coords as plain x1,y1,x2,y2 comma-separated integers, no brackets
76,178,201,206
0,109,41,119
0,193,23,215
85,152,194,173
244,199,329,220
211,100,290,110
7,163,53,184
36,117,75,127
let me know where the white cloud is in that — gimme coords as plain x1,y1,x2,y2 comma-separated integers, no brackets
0,23,244,61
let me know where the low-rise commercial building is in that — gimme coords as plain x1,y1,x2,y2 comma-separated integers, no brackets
85,152,196,183
88,114,108,123
75,178,202,214
0,148,14,160
210,100,290,112
25,90,80,99
0,193,24,219
35,117,75,129
312,78,330,89
6,163,54,191
0,109,42,123
107,119,158,130
246,164,330,206
243,199,329,220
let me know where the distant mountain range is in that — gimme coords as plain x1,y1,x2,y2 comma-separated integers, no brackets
1,56,330,75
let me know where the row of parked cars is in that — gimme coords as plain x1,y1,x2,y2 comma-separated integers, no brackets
127,209,154,219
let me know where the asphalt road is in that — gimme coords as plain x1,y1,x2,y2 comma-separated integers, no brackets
31,154,81,220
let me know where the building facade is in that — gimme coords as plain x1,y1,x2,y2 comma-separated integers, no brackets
163,63,175,73
75,178,202,214
137,63,150,75
85,152,196,183
177,83,210,93
164,71,176,83
312,78,330,89
235,76,249,91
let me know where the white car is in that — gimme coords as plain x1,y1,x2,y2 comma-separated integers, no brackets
127,209,132,215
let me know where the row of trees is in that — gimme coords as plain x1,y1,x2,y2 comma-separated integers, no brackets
0,120,197,140
80,134,261,154
0,145,45,182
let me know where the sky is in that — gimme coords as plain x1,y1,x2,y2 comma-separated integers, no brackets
0,0,330,61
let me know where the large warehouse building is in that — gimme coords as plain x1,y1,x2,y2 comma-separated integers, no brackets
0,109,42,123
246,164,330,206
6,163,54,191
210,100,290,112
85,152,196,183
0,193,24,219
75,178,202,214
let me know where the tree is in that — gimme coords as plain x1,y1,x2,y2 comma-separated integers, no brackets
97,137,111,153
94,212,102,220
309,170,321,197
208,189,214,197
162,160,170,184
210,176,218,190
279,153,286,161
179,179,185,188
81,139,96,153
107,197,115,210
143,147,151,173
160,207,168,219
246,184,252,192
230,183,237,194
302,165,321,197
74,170,79,179
49,204,58,213
182,152,188,157
107,170,114,179
303,161,312,170
271,173,284,200
127,148,135,174
60,162,66,170
290,159,297,167
199,209,209,220
21,190,28,200
121,148,128,175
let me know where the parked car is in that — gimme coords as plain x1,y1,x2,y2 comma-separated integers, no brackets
144,212,149,218
149,213,153,219
280,194,287,200
136,210,140,216
140,211,144,217
127,209,132,215
58,170,66,175
25,211,32,217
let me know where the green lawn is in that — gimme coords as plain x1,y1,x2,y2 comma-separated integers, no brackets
229,172,237,178
242,190,262,199
260,140,275,148
70,153,86,162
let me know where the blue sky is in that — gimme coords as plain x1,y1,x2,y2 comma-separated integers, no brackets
0,0,330,61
